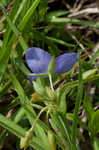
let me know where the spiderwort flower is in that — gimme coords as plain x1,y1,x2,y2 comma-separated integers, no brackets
25,47,78,80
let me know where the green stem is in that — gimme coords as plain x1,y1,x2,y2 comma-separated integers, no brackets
21,106,49,149
46,108,51,128
49,74,54,92
28,106,48,134
29,103,43,110
29,73,49,76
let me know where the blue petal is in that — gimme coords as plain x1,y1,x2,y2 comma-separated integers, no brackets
55,53,78,73
25,47,52,79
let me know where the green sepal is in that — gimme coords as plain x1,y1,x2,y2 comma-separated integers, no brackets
46,87,56,101
57,90,67,114
31,92,43,102
48,56,56,74
33,81,46,96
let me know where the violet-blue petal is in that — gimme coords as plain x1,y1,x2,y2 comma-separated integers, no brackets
25,47,52,75
55,53,78,73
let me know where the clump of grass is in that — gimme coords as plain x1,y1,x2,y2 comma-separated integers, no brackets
0,0,99,150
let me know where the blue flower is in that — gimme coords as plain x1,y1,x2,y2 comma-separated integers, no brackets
25,47,78,80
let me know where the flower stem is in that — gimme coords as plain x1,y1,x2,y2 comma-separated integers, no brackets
48,74,54,92
30,103,43,110
30,106,48,132
22,106,48,149
20,106,48,150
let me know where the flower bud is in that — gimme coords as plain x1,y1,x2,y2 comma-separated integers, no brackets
48,56,56,74
31,92,43,102
48,130,56,150
46,87,56,101
20,131,32,149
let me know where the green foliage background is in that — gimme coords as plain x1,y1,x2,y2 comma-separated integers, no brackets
0,0,99,150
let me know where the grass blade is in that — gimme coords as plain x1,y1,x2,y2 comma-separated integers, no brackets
71,52,83,150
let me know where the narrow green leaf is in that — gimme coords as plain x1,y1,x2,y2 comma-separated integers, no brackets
57,91,67,114
0,113,25,138
83,92,94,121
0,129,6,146
0,79,12,97
0,0,21,81
93,138,99,150
89,50,99,65
11,73,47,133
66,113,88,131
34,126,50,150
82,68,97,80
18,0,40,31
15,58,30,75
13,0,27,22
0,0,40,82
0,114,45,150
47,17,99,28
14,107,26,123
46,36,75,47
50,114,72,150
47,10,69,19
1,6,28,52
71,52,83,149
33,81,46,96
90,110,99,135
